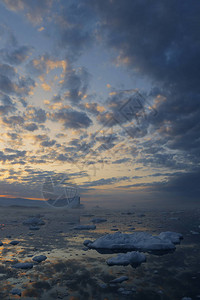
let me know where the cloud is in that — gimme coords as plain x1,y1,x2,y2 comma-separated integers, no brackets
27,54,67,77
112,158,131,164
90,0,200,168
62,66,90,104
2,0,53,24
0,148,26,162
24,122,38,131
24,107,46,123
41,139,56,147
52,108,92,129
0,45,32,65
83,176,130,187
0,63,35,96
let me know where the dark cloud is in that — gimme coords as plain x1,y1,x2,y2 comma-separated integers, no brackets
62,67,90,104
25,107,46,123
87,0,200,175
3,115,24,127
24,122,38,131
41,139,56,147
0,63,16,78
0,45,32,65
83,176,130,187
52,108,92,129
0,148,26,162
53,2,95,60
112,158,131,164
0,65,35,96
0,92,16,114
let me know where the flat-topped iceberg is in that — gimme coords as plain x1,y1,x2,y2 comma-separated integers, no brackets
107,251,146,267
85,231,183,253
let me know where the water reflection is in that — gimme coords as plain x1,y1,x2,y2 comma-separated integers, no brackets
0,207,199,299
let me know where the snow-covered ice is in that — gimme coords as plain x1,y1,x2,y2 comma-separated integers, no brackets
106,251,146,267
85,231,183,252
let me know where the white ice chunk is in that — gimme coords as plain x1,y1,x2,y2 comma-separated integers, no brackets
85,231,181,252
158,231,183,244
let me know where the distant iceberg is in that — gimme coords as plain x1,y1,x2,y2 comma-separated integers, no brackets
46,196,80,208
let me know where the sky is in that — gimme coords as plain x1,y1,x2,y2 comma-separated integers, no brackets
0,0,200,207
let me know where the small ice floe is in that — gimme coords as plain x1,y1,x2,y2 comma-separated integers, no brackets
0,241,3,246
137,214,145,217
158,232,183,244
27,232,34,236
10,241,20,246
90,218,107,224
12,262,33,269
11,288,21,296
190,231,200,235
74,225,96,230
85,231,183,253
181,297,192,300
110,276,129,283
32,255,47,263
29,226,40,230
129,227,135,230
83,239,93,246
117,287,133,295
23,217,45,226
98,283,108,289
106,251,146,267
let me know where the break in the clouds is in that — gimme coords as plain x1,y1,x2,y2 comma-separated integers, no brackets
0,0,199,204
